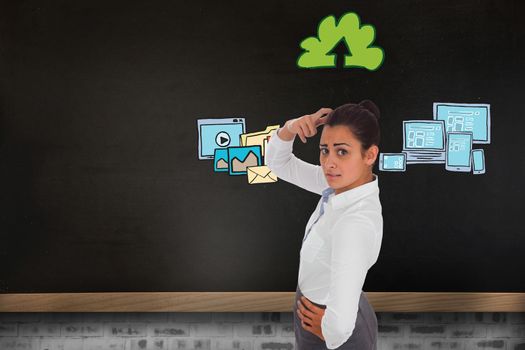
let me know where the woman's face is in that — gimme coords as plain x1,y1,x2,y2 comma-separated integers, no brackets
319,125,378,195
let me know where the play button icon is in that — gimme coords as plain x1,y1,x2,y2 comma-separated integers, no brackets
216,131,231,147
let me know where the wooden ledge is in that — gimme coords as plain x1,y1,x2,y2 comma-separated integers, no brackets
1,292,525,312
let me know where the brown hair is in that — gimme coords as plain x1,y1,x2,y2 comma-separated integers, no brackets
325,100,381,154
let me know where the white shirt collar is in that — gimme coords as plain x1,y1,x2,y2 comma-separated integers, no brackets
324,174,379,210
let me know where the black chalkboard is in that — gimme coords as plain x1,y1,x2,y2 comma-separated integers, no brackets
1,0,524,293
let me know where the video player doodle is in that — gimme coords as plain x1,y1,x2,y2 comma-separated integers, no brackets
197,118,245,160
215,132,231,147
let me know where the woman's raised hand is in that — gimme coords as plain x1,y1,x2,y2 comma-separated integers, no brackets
285,108,333,143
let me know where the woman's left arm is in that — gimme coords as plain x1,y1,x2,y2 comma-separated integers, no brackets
321,213,379,349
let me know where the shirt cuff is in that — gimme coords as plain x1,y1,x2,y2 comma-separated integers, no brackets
322,317,352,349
269,128,294,149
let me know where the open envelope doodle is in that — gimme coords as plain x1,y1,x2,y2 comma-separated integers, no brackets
246,165,278,184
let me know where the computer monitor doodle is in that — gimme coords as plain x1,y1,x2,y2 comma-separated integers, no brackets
433,102,491,144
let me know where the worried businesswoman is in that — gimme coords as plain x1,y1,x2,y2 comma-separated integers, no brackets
265,100,383,350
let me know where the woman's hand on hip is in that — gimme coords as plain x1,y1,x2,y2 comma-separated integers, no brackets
281,107,332,143
297,296,326,341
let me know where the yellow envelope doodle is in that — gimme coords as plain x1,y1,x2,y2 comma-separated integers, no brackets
240,125,280,156
246,165,278,184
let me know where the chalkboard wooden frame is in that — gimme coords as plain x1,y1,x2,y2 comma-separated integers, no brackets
1,293,525,312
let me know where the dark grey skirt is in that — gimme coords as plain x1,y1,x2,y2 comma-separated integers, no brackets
293,285,377,350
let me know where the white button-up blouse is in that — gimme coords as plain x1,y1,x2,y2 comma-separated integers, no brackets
265,129,383,349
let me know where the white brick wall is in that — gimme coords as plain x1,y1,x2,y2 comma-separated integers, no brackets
0,312,524,350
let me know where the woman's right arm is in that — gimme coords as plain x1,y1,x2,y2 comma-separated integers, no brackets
265,108,332,196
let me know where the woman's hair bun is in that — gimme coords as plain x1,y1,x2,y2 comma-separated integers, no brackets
358,99,380,120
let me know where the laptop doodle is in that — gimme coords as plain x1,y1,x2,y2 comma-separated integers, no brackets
402,120,446,164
